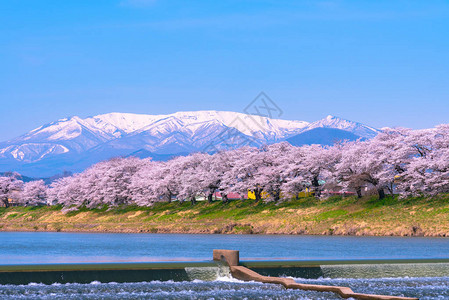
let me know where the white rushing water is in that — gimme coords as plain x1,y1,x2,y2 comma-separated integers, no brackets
0,277,448,299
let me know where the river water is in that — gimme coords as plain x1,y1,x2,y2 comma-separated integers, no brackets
2,232,449,264
1,232,448,299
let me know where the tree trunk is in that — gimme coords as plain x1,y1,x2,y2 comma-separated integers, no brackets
254,188,262,202
166,192,172,203
190,196,196,205
222,194,229,203
377,188,385,200
387,183,395,197
273,189,281,202
207,193,213,203
1,197,9,208
312,176,321,198
356,187,362,198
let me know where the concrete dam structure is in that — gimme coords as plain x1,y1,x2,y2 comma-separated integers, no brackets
2,250,449,298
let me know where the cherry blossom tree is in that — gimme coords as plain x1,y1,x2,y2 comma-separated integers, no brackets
288,144,340,198
0,174,23,207
20,180,47,206
281,146,308,198
130,161,165,205
255,142,294,201
94,157,146,206
47,175,80,206
177,153,207,205
221,146,265,201
48,157,147,207
191,153,225,203
131,156,191,205
396,125,449,196
336,138,399,199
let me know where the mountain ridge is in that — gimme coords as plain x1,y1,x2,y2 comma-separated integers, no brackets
0,111,379,176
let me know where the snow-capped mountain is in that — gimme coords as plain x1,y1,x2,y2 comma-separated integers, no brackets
1,116,114,162
299,115,379,138
286,115,379,147
89,111,309,155
0,111,378,177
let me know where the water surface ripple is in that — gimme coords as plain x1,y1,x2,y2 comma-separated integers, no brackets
1,232,449,264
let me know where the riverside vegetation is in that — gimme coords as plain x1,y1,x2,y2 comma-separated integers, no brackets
1,195,449,236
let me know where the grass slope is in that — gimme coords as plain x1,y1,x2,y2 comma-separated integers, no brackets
1,195,449,236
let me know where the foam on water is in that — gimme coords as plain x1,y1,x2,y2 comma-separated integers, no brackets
294,276,449,300
0,277,447,299
320,262,449,279
0,281,335,300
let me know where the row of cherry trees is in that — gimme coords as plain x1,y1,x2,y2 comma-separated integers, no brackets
0,175,47,207
1,125,449,208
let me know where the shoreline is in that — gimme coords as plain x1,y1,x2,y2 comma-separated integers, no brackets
1,223,448,237
0,228,448,237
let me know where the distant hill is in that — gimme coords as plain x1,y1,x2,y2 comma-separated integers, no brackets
126,149,189,160
0,171,35,182
287,127,363,146
0,171,72,184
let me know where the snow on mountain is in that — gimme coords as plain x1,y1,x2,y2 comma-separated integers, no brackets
299,115,379,138
1,116,119,162
91,110,308,141
85,112,161,136
12,116,114,143
165,111,309,140
0,111,308,163
0,111,378,177
80,111,309,156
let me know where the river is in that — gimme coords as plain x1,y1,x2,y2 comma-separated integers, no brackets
1,232,448,299
1,232,449,264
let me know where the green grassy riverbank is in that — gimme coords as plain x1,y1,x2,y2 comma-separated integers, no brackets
1,195,449,236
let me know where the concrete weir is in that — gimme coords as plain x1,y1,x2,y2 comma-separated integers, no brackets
2,251,445,298
0,261,221,285
213,249,418,300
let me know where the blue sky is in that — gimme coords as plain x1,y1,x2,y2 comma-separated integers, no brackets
1,0,448,141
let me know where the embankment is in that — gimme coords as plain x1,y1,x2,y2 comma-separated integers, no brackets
1,195,449,236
